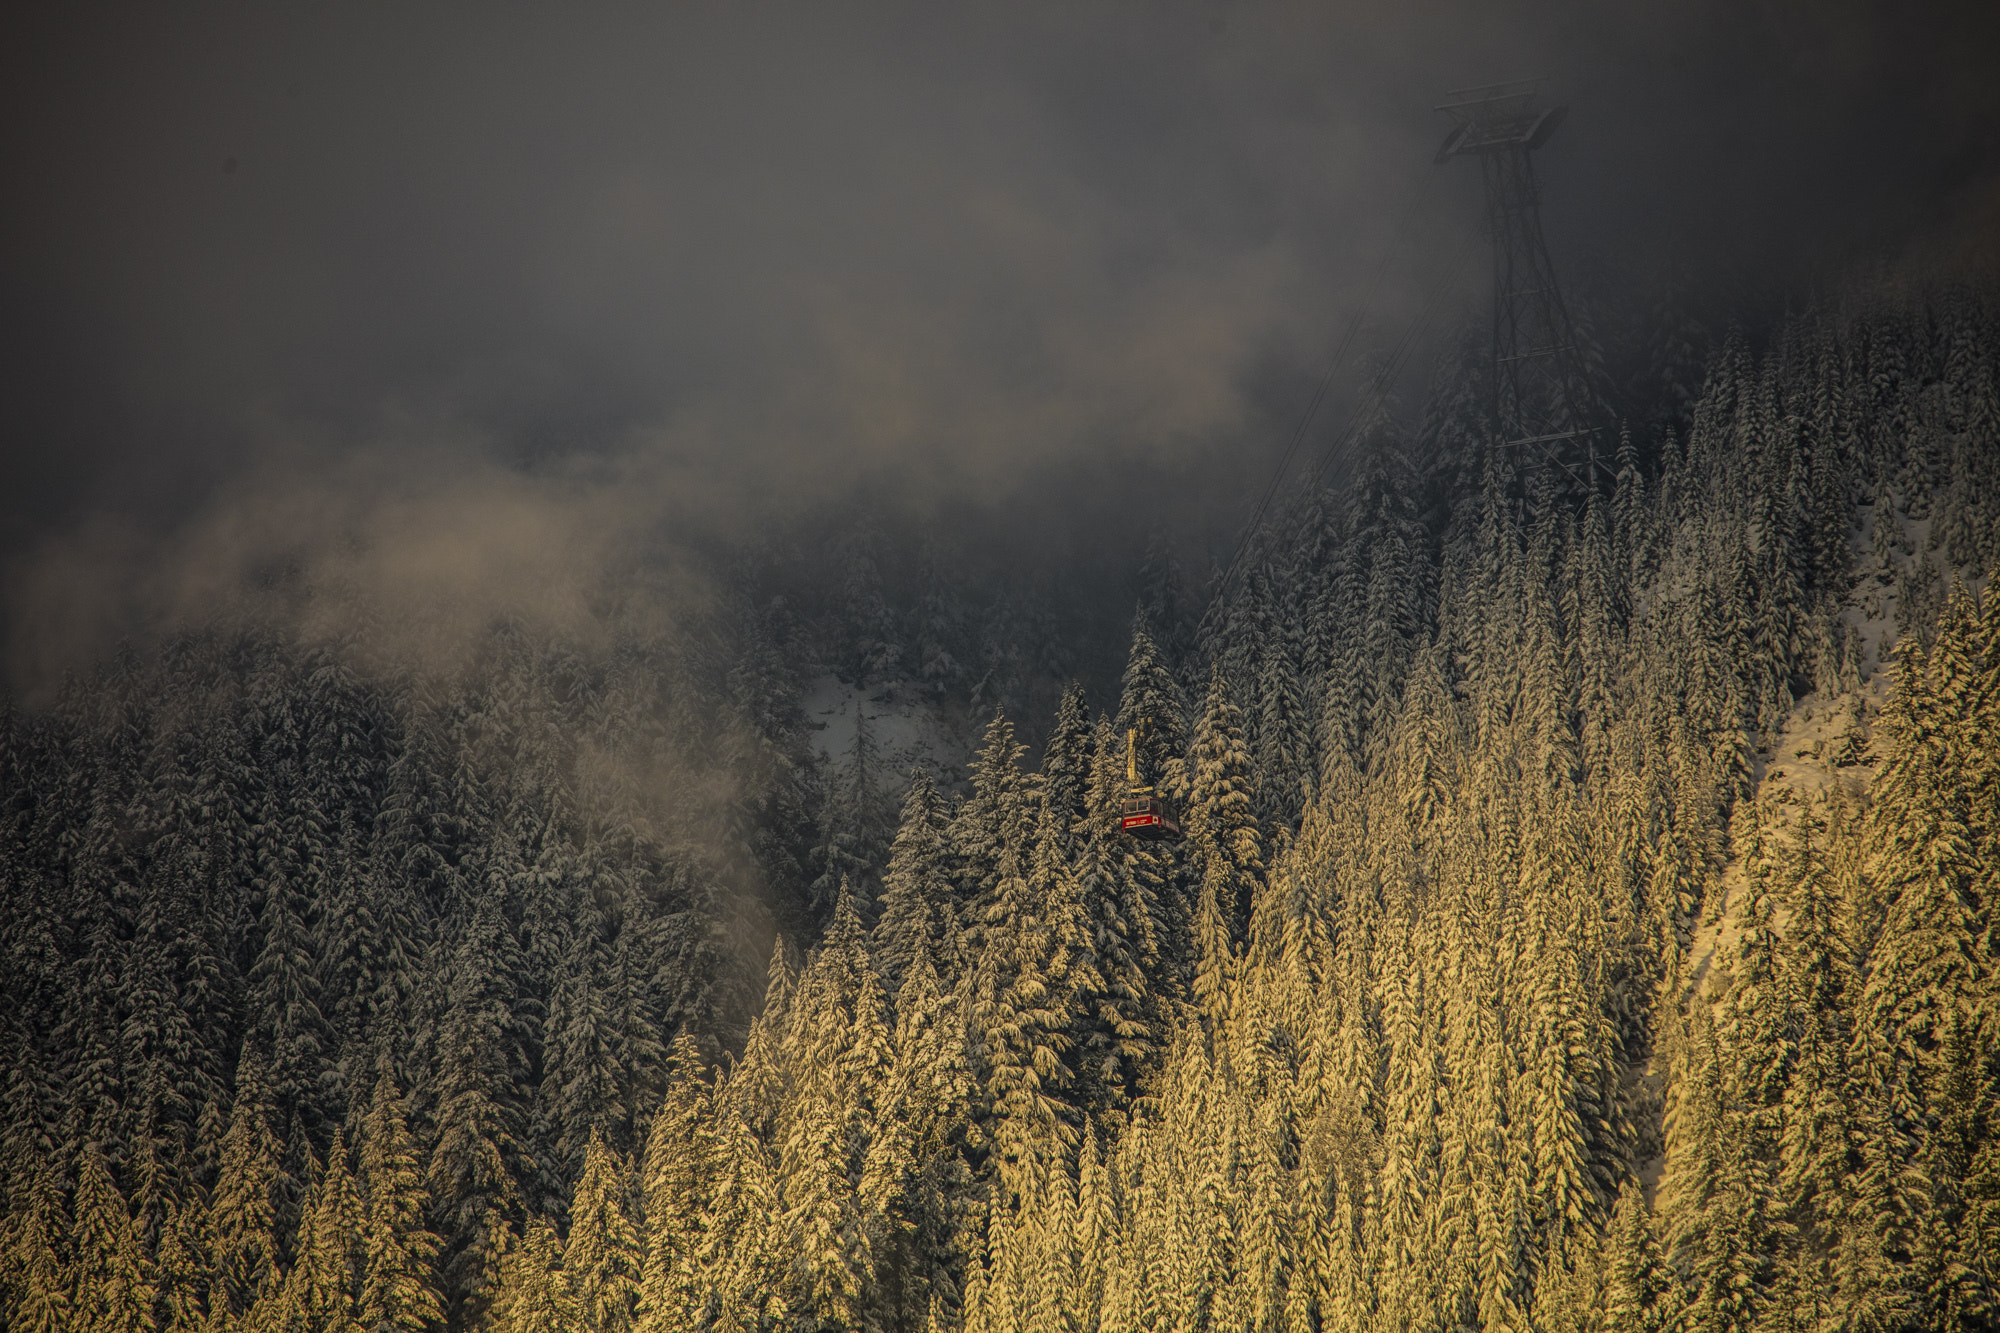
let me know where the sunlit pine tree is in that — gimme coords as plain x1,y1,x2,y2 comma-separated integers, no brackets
486,1218,577,1333
207,1052,283,1323
566,1130,641,1333
637,1034,713,1331
1114,621,1187,790
1040,682,1095,850
1067,722,1161,1112
69,1141,156,1333
775,879,893,1325
358,1072,444,1333
967,810,1078,1207
862,938,974,1331
270,1137,364,1333
4,1155,72,1333
874,773,957,992
1184,670,1262,1021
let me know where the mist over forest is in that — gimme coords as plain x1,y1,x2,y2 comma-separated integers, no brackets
4,4,2000,1332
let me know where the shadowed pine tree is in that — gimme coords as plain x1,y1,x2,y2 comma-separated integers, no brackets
1253,582,1313,832
427,884,531,1325
811,699,894,921
536,894,618,1195
246,766,335,1135
1138,529,1200,669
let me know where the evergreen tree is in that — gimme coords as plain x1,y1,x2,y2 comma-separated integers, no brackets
246,763,335,1135
953,712,1031,933
359,1072,443,1333
565,1131,641,1333
1601,1183,1663,1333
487,1219,578,1333
1185,670,1263,1017
1068,726,1160,1113
208,1052,283,1322
69,1141,156,1333
776,879,894,1325
967,813,1077,1204
638,1035,713,1332
274,1138,365,1333
4,268,1999,1333
867,942,974,1330
811,699,893,920
3,1156,71,1333
874,774,956,991
1040,681,1095,848
426,883,531,1325
1115,621,1187,794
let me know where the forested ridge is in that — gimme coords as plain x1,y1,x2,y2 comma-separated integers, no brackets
5,282,2000,1332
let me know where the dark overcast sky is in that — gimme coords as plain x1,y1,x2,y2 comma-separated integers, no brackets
2,1,1997,684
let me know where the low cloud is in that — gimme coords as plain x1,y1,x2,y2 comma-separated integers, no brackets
3,0,1995,693
5,433,691,694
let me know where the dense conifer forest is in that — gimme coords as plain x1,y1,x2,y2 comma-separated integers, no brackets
5,280,1999,1332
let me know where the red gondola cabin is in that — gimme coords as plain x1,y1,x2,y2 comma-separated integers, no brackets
1120,792,1182,841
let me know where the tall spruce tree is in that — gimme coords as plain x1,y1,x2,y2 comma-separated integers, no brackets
208,1052,283,1322
69,1141,156,1333
776,879,893,1325
638,1034,714,1332
968,810,1077,1204
566,1131,641,1333
426,884,530,1325
4,1156,71,1333
1041,682,1096,847
359,1072,444,1333
1115,621,1186,797
1185,670,1263,1018
874,774,957,991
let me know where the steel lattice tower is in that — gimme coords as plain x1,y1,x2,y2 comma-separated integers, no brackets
1436,80,1600,486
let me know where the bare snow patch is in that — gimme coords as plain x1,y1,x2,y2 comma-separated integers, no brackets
803,673,971,794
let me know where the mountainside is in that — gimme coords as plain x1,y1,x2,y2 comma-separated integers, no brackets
4,280,1999,1332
